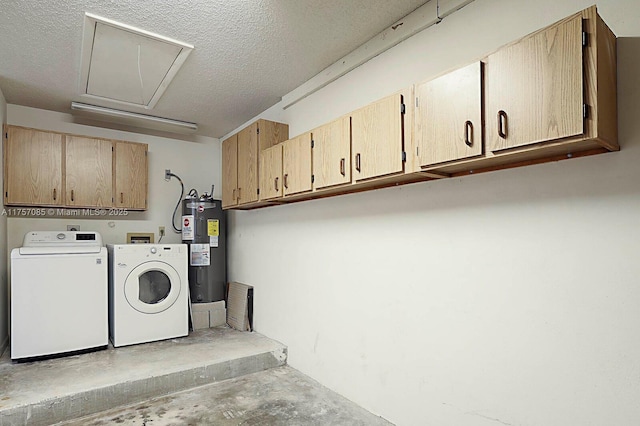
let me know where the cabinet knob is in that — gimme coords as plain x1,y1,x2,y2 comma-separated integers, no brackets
464,121,473,147
498,110,508,139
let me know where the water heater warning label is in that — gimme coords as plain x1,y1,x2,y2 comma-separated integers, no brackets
181,215,194,240
190,244,210,266
208,219,219,247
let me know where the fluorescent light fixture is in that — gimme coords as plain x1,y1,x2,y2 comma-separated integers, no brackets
71,102,198,131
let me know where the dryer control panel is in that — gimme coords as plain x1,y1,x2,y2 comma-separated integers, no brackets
112,244,186,259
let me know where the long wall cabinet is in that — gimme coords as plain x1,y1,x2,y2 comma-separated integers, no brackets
225,5,618,210
3,126,148,210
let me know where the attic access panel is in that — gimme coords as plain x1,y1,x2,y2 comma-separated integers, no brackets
79,13,193,109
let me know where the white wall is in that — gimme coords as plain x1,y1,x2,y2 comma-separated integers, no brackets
0,87,8,354
227,1,640,425
6,104,220,254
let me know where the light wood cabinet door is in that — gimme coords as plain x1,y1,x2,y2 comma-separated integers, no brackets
283,132,312,196
222,134,238,208
4,127,63,206
416,62,483,166
486,14,584,152
257,119,289,151
312,117,350,189
114,141,147,210
237,123,259,205
65,136,113,208
351,94,404,181
259,144,282,200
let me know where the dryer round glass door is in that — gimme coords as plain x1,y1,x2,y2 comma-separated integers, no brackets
124,261,182,314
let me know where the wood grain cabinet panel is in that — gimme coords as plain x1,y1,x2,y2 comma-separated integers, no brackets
4,127,63,206
222,119,288,209
283,132,312,196
259,144,282,200
65,136,113,208
351,94,404,181
486,14,584,152
222,134,239,209
237,123,259,205
114,141,147,210
312,117,350,189
416,61,483,166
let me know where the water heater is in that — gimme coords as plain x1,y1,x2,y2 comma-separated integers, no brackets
181,193,226,303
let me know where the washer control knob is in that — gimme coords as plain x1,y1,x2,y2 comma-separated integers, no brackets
150,247,157,254
57,233,65,240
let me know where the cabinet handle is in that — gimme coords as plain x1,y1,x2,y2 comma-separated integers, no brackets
284,174,289,189
237,188,241,200
355,153,361,172
464,120,473,147
340,158,345,176
497,110,508,139
71,190,74,202
53,188,56,201
120,192,124,203
274,177,279,192
232,188,236,201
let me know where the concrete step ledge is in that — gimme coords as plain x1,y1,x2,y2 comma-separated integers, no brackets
0,327,287,426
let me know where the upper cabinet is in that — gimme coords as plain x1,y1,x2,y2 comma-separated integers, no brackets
65,136,113,208
3,126,148,210
220,6,617,210
351,93,405,181
283,132,312,196
221,119,289,209
312,117,351,190
4,127,63,206
485,14,584,152
415,61,483,167
114,141,148,210
236,123,260,205
221,134,239,209
259,144,283,201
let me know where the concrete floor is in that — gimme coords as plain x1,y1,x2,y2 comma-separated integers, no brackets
57,366,392,426
0,327,390,425
1,327,286,425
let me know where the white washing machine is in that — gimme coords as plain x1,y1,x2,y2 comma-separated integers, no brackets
107,244,189,347
11,231,108,361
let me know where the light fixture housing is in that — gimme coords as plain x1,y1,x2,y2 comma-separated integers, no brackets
71,102,198,131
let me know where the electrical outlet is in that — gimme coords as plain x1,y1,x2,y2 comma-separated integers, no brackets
159,226,165,237
165,169,171,180
67,225,80,231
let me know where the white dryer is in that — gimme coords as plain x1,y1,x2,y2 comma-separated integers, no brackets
107,244,189,347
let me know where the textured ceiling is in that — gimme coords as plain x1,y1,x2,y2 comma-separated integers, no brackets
0,0,428,138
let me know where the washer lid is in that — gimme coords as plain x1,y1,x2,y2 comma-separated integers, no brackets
124,261,182,314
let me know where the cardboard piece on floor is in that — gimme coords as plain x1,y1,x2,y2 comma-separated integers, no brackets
226,282,253,332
